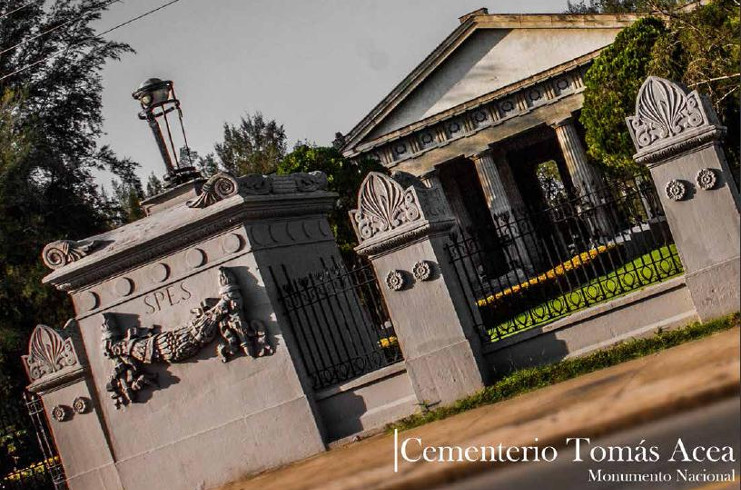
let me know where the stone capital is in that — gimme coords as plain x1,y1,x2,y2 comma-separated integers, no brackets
549,116,575,129
350,172,456,256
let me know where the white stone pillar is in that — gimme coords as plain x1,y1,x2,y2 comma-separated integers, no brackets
471,149,533,273
351,172,488,405
627,76,740,321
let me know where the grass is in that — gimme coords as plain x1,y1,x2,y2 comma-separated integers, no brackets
488,244,683,341
388,312,739,433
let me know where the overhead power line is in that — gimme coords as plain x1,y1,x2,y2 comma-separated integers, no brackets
0,0,121,57
0,0,36,20
0,0,183,82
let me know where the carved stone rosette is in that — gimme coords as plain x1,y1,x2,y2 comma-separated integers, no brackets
665,180,687,201
412,261,433,281
187,172,239,208
696,168,718,190
42,240,98,270
51,405,69,422
101,267,273,409
385,270,405,291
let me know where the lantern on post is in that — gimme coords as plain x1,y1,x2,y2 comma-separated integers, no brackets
132,78,201,187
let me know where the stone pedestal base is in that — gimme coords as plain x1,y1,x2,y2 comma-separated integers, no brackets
685,258,740,321
405,340,486,406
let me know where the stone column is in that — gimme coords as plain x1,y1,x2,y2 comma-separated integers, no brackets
627,76,741,321
471,149,533,273
552,117,613,238
552,117,602,195
350,172,488,405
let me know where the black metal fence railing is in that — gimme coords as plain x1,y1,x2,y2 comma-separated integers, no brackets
270,257,403,391
1,393,65,490
446,174,683,344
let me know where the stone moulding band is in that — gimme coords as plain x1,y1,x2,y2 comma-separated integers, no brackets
42,193,338,291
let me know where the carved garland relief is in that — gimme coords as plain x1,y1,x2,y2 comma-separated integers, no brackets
101,267,273,409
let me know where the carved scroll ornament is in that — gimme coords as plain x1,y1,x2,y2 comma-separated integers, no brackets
350,172,421,242
23,325,79,382
101,267,273,409
187,172,239,208
42,240,98,270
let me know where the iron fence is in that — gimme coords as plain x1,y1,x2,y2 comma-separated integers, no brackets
446,174,683,344
270,257,402,391
1,393,65,490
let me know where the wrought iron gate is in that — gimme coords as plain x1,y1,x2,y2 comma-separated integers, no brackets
1,392,65,490
270,257,403,391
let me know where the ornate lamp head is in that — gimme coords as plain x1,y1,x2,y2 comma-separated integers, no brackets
132,78,201,187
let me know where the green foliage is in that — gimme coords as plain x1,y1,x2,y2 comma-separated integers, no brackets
277,143,384,254
581,1,741,174
647,0,740,168
0,0,135,397
215,112,286,175
389,312,740,432
581,17,668,173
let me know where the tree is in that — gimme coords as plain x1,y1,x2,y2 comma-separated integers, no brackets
0,0,135,397
579,1,740,175
277,143,384,255
145,172,164,197
214,112,286,175
580,17,667,173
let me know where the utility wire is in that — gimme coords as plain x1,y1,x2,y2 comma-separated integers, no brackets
0,0,183,82
0,0,121,57
0,0,36,20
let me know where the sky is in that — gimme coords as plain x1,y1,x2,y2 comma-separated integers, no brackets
97,0,571,186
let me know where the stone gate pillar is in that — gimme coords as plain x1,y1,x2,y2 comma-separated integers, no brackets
33,172,339,490
350,172,488,406
627,76,741,321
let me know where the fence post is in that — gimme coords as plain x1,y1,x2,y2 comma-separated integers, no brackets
627,76,741,321
350,172,488,406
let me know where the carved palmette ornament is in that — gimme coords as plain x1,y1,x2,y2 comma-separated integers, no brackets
22,325,78,382
665,180,687,201
696,168,718,190
187,172,239,208
626,77,707,150
42,240,98,270
101,267,273,409
350,172,422,242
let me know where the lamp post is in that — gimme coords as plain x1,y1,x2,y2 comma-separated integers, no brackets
132,78,201,187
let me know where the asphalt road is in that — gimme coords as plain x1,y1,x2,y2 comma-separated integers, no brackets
439,396,741,490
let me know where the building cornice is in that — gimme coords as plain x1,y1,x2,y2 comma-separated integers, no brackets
343,51,596,167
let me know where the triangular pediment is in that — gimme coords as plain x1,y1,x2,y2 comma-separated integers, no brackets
343,13,638,154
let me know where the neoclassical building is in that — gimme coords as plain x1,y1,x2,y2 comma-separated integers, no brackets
340,8,639,232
